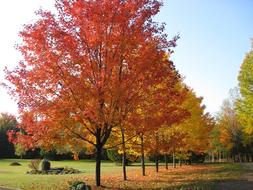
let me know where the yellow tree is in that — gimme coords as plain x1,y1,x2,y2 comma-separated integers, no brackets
162,90,214,165
215,89,243,162
132,79,189,173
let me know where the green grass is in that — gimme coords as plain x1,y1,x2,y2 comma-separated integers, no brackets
0,159,247,190
0,159,125,190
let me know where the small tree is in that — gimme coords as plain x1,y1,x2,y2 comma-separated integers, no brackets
14,144,26,159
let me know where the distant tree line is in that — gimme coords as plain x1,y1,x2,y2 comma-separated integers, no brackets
1,111,206,165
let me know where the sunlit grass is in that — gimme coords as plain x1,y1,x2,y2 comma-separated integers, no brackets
0,159,246,190
0,159,124,189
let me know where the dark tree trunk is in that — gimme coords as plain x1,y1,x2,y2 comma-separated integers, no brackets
173,150,176,168
94,123,113,186
96,144,102,187
179,151,182,166
155,153,159,172
140,133,145,176
121,127,127,180
165,154,168,170
154,133,159,172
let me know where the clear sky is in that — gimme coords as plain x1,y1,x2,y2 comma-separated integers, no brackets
0,0,252,115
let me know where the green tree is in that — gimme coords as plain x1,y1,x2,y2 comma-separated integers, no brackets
237,43,253,140
0,113,17,158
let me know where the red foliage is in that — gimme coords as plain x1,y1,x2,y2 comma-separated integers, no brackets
5,0,183,186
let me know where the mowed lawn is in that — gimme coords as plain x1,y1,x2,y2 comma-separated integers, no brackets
0,159,246,190
0,159,124,190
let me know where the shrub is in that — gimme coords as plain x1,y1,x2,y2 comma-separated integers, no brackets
62,167,81,174
27,167,81,175
9,162,21,166
28,159,41,171
68,181,91,190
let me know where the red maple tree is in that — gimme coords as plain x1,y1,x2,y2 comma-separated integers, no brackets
6,0,180,186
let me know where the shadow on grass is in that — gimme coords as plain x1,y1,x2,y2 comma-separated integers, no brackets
100,164,252,190
100,179,253,190
162,163,244,176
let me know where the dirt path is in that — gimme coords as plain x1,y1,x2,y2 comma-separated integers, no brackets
215,163,253,190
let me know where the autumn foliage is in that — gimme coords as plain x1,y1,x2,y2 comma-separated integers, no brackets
5,0,215,187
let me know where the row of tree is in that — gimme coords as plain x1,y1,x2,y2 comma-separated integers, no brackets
1,0,220,187
209,43,253,163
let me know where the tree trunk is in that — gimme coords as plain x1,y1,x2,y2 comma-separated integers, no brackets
206,154,209,163
165,154,168,170
140,133,145,176
239,153,242,163
218,151,221,163
155,132,159,172
121,127,127,180
95,144,102,187
155,153,159,172
178,151,182,166
211,151,215,163
249,154,252,162
173,150,176,168
247,154,250,162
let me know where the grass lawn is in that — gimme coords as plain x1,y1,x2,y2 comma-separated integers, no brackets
0,159,124,190
0,159,246,190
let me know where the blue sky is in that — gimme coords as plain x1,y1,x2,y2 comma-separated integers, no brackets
0,0,252,115
156,0,253,113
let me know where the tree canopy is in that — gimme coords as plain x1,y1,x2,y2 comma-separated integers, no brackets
237,44,253,137
5,0,185,186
